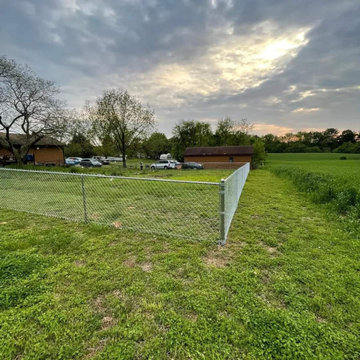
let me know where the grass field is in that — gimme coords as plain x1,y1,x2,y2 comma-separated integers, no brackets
268,153,360,190
268,153,360,227
0,167,230,242
8,162,234,183
1,156,360,359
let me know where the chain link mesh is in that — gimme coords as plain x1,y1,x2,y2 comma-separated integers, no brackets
0,168,220,241
223,162,250,239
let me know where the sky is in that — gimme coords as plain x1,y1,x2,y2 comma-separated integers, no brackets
1,0,359,136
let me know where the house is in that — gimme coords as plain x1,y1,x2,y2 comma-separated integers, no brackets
184,146,253,169
0,133,65,165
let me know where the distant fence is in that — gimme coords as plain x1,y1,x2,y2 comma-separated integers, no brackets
0,164,250,243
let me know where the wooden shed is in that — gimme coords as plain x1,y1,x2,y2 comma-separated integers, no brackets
184,146,253,169
0,133,65,166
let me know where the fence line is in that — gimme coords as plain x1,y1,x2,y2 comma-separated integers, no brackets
0,164,250,243
219,162,250,244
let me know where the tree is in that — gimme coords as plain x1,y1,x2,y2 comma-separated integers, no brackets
89,89,155,168
143,132,170,159
65,133,94,158
0,56,68,164
171,120,212,160
233,118,254,134
214,117,234,145
339,129,356,144
251,138,266,168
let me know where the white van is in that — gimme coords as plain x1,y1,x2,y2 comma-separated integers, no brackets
159,153,172,160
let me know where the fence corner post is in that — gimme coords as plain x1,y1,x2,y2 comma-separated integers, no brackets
219,178,226,246
81,175,88,223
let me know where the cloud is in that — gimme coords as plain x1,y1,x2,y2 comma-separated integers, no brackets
292,107,321,113
1,0,360,135
252,123,294,136
122,22,310,107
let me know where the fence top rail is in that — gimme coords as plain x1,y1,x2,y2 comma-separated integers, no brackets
0,167,219,186
223,162,250,182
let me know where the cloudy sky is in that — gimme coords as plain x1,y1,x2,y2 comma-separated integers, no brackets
1,0,359,136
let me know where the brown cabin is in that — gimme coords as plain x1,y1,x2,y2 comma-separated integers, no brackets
0,133,65,166
184,146,253,169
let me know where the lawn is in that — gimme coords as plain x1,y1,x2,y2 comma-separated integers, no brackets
1,163,360,359
0,167,231,242
8,162,234,183
267,153,360,228
268,153,360,190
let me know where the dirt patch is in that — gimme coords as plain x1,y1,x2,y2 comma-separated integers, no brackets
83,338,108,359
185,312,198,322
91,296,117,331
265,246,278,255
139,262,152,272
112,221,122,229
260,242,279,256
123,256,137,268
102,316,116,330
316,315,327,323
92,296,106,314
74,260,86,267
204,246,230,268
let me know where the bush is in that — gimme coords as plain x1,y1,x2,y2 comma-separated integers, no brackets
251,139,266,169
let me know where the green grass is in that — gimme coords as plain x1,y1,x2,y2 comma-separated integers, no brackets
0,168,224,241
1,168,360,359
268,153,360,190
267,153,360,227
8,161,233,183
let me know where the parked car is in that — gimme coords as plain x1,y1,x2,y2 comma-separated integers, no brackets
107,156,124,163
150,160,176,170
182,162,204,169
92,156,110,165
170,160,181,169
65,157,82,165
80,158,102,167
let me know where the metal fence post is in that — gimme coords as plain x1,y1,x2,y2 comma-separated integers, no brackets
81,175,88,223
219,178,226,245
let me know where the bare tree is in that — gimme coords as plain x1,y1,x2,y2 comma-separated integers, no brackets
0,56,68,164
234,118,254,134
89,89,155,168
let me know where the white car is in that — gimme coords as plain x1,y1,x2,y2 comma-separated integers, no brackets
150,160,176,170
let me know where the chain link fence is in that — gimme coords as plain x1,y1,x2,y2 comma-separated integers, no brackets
219,162,250,244
0,165,250,243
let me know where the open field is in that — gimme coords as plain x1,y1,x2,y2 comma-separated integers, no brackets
1,164,360,359
268,153,360,190
268,153,360,225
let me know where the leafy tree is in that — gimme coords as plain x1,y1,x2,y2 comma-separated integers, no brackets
171,120,212,160
214,117,234,145
339,129,356,144
89,89,155,168
143,132,170,159
100,134,117,157
65,133,94,158
0,56,68,164
251,139,266,168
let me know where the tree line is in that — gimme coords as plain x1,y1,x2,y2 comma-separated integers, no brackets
2,57,358,169
66,117,266,168
262,129,360,154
